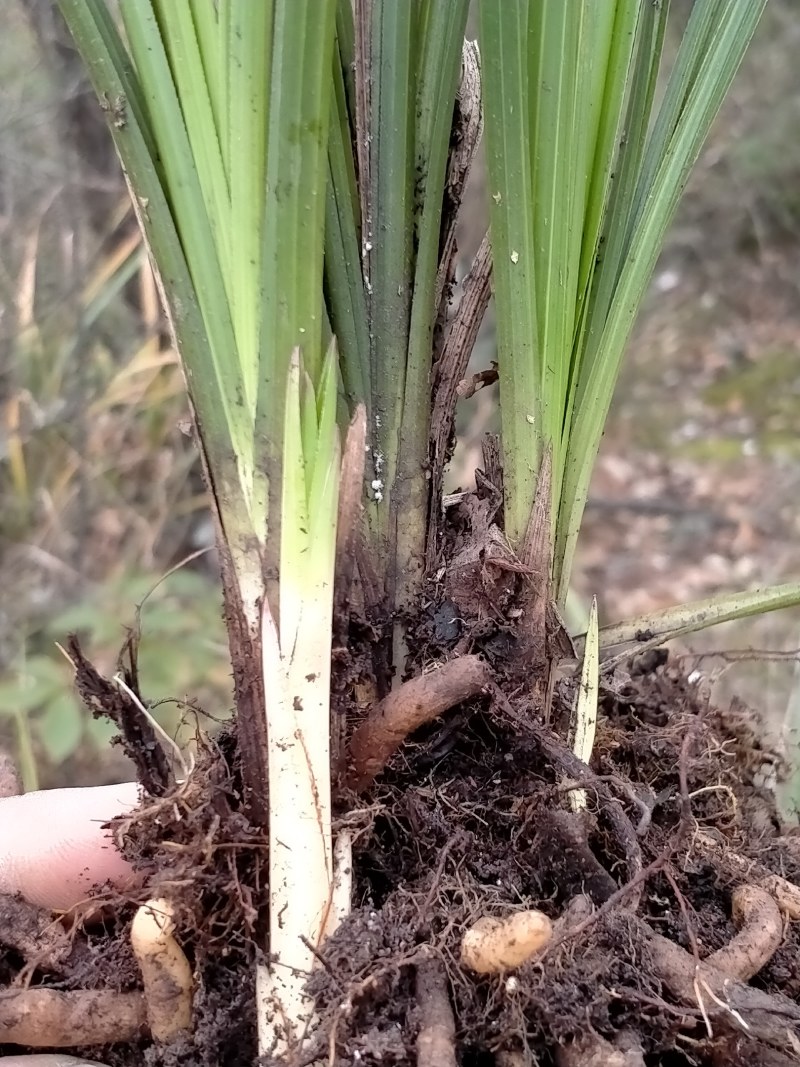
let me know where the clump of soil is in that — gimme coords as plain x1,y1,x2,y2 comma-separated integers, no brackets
2,626,800,1066
314,660,800,1066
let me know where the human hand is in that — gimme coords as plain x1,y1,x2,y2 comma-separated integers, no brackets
0,783,139,911
0,781,141,1066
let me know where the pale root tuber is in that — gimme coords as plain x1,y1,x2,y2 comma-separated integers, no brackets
460,910,552,974
693,832,800,920
0,989,146,1047
130,898,192,1042
641,921,800,1051
707,884,783,981
349,656,492,790
416,959,457,1067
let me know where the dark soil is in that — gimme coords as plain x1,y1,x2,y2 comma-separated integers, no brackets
2,619,800,1065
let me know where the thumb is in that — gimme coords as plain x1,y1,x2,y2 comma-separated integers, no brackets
0,1058,110,1066
0,783,140,911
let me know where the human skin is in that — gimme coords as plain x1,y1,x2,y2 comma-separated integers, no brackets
0,1058,110,1066
0,784,140,1066
0,783,139,910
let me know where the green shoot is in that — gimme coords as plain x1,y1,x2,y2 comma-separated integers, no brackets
569,596,599,813
57,0,340,1054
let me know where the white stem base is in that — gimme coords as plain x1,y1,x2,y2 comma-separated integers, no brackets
257,830,353,1059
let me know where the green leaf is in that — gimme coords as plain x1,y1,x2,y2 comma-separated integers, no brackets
526,2,585,488
479,0,768,600
25,655,70,690
780,649,800,815
224,0,272,414
597,582,800,650
325,28,370,413
86,713,119,750
396,0,470,610
48,601,109,635
0,664,62,717
118,0,248,479
153,1,231,277
190,0,226,147
38,694,85,764
479,0,539,547
255,0,339,585
364,0,417,543
556,0,767,602
57,0,254,545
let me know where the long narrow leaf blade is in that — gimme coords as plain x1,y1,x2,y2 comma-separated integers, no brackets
479,0,539,546
598,583,800,650
556,0,766,602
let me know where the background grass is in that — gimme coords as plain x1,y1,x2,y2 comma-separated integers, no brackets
2,0,800,792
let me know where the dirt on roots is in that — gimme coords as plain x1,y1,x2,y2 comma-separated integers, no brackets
3,626,800,1067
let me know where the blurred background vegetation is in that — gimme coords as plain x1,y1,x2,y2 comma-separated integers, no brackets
2,0,800,799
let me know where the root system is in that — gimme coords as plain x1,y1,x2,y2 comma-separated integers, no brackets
3,592,800,1066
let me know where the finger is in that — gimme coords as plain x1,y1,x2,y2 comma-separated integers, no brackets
0,1057,109,1067
0,783,140,911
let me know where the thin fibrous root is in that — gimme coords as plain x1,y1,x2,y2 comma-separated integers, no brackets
416,959,457,1067
348,655,492,790
0,989,146,1046
707,885,783,980
130,897,192,1042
